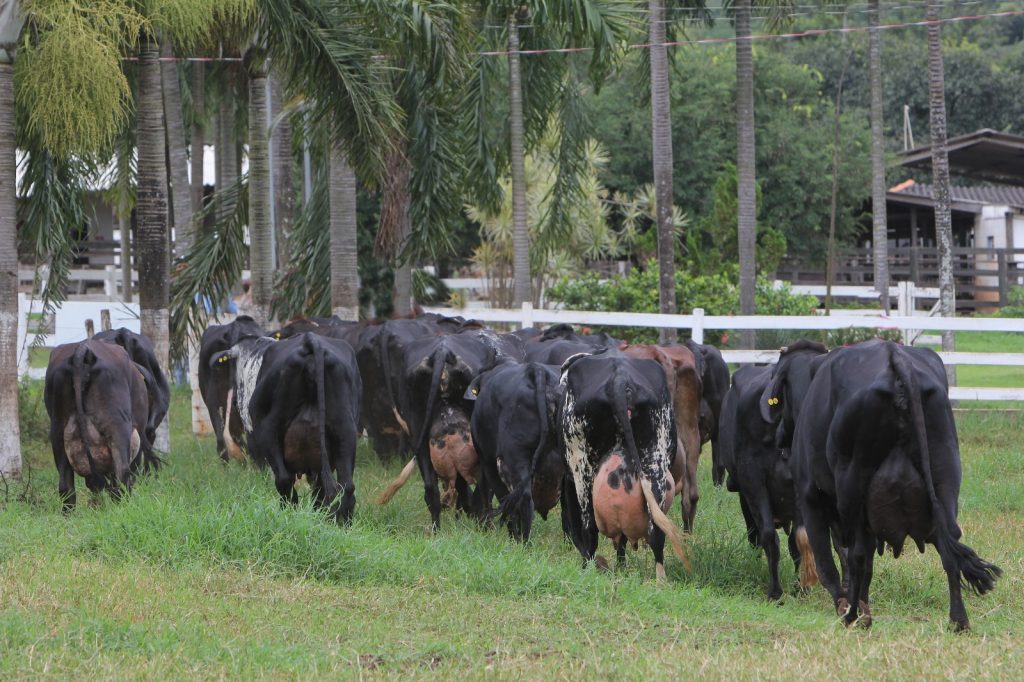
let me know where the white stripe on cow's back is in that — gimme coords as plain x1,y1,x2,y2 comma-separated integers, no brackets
233,337,277,434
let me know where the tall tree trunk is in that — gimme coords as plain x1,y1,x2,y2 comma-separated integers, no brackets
270,74,294,271
508,13,531,307
161,38,191,259
119,207,132,303
869,0,890,312
216,67,238,225
393,260,413,316
137,36,171,453
0,61,22,478
926,0,956,383
329,143,359,320
735,0,757,349
190,61,205,225
247,57,273,327
649,0,677,342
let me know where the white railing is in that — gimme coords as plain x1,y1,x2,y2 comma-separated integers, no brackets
424,302,1024,401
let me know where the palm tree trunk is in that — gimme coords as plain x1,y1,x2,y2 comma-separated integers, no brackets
161,38,192,259
869,0,890,312
270,74,294,271
649,0,677,342
508,13,531,307
0,61,22,478
926,0,956,383
216,67,238,225
190,60,205,223
329,143,359,320
247,57,274,327
735,0,757,349
119,208,132,302
137,36,171,453
393,260,413,316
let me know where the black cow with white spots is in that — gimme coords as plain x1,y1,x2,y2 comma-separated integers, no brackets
558,353,689,579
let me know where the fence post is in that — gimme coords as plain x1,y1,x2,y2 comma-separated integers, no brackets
692,308,705,345
100,309,112,331
84,319,95,337
998,251,1008,308
16,293,28,377
520,301,534,330
104,265,117,300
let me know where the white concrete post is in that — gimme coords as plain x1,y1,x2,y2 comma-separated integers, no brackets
190,335,212,435
104,265,117,300
16,293,28,377
692,307,705,345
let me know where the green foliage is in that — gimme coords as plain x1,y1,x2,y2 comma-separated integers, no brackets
16,1,144,156
547,262,819,344
169,174,249,362
999,286,1024,318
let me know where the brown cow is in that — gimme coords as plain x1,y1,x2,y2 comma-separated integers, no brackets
620,343,703,531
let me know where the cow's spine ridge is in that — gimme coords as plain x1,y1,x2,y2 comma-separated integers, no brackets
71,342,98,477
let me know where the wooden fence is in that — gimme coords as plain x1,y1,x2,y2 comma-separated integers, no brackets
424,302,1024,401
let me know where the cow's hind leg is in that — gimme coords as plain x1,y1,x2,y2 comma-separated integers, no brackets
754,500,783,601
649,524,668,582
334,427,357,525
51,427,76,512
800,491,848,616
845,529,874,628
415,449,443,531
560,477,598,566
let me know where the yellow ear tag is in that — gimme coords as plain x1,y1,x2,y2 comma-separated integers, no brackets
472,387,479,395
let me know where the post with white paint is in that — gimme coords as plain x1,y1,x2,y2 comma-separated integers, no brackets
16,293,28,377
104,265,118,300
100,309,111,332
84,319,95,338
691,308,705,345
521,301,534,330
190,334,212,435
897,281,914,344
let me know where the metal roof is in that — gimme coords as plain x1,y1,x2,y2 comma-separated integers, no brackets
897,128,1024,185
889,181,1024,212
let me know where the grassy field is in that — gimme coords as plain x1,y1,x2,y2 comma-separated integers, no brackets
2,383,1022,679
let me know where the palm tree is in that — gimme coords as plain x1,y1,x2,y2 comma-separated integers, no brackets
925,0,955,379
269,75,294,271
0,5,22,478
190,60,205,219
735,0,756,348
246,47,274,327
648,0,675,342
161,37,192,258
470,0,627,308
137,33,172,453
869,0,889,312
329,145,359,319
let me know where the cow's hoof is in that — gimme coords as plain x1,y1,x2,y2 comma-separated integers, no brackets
856,601,872,629
655,563,667,583
768,588,783,602
836,597,851,620
592,555,611,572
951,619,971,633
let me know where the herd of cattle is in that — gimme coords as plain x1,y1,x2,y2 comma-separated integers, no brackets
44,312,1001,630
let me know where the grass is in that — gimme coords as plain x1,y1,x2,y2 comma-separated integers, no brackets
2,386,1022,679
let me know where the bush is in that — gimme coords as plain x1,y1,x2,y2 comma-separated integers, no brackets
546,262,819,346
1000,286,1024,317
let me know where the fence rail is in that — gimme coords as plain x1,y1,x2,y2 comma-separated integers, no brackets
424,302,1024,401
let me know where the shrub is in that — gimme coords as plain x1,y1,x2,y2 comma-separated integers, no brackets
1000,286,1024,318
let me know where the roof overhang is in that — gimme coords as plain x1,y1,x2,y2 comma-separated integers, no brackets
897,128,1024,185
885,191,983,214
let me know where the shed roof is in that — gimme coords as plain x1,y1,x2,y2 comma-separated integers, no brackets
888,180,1024,212
897,128,1024,185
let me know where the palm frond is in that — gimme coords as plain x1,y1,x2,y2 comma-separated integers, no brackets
169,173,249,363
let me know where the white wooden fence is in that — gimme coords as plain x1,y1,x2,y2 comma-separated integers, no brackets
424,302,1024,402
15,293,1024,401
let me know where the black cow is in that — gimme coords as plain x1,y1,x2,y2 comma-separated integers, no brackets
684,339,731,486
378,332,499,529
525,338,616,365
92,327,169,467
791,340,1001,630
466,362,564,541
214,332,361,522
718,340,827,599
559,353,688,580
45,340,151,510
198,316,265,462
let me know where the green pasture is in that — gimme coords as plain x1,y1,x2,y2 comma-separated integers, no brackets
1,384,1021,679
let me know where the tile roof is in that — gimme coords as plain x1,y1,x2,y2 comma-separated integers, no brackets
890,180,1024,208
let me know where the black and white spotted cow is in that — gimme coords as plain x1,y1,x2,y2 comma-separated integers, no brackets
558,353,689,579
198,316,266,462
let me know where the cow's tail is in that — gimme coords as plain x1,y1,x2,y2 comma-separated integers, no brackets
378,346,447,505
794,526,819,588
222,387,247,463
72,342,98,478
612,373,690,572
890,345,1000,595
309,335,340,503
498,364,549,523
378,330,409,436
